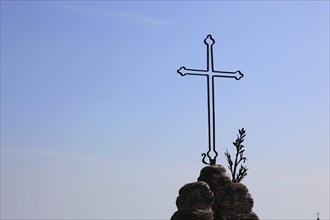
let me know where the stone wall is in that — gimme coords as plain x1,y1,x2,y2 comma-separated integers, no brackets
171,165,259,220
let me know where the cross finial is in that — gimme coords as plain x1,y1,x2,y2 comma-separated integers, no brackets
316,211,320,220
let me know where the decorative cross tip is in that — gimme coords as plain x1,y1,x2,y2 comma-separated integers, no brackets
235,71,244,80
177,66,187,76
204,34,215,46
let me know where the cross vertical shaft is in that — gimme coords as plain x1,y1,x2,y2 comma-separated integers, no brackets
177,34,244,165
205,35,218,164
206,75,218,164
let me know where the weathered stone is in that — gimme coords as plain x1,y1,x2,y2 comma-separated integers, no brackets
214,211,259,220
171,209,213,220
198,165,231,186
198,165,231,201
171,166,259,220
176,181,214,210
171,181,214,220
218,182,254,213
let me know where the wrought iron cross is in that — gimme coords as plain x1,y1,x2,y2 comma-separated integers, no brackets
316,211,320,220
177,34,244,165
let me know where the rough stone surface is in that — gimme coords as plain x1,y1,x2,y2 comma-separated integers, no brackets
171,181,214,220
171,165,259,220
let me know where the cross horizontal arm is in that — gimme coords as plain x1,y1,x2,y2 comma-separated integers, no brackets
213,70,244,80
178,66,244,80
177,66,208,77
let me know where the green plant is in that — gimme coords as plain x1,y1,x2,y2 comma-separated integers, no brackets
225,128,248,182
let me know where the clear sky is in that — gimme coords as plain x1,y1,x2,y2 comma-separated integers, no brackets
1,1,329,219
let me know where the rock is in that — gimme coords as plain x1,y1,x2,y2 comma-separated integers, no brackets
198,165,231,200
219,182,254,213
171,166,259,220
171,210,213,220
212,181,254,219
170,181,214,220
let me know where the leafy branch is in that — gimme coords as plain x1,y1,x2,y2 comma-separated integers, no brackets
224,128,248,182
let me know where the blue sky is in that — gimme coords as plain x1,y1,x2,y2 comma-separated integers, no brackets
1,1,329,219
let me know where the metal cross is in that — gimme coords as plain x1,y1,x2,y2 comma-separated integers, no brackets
177,34,244,165
316,211,320,220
